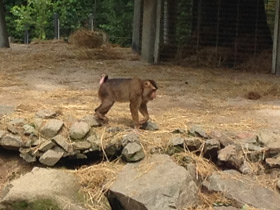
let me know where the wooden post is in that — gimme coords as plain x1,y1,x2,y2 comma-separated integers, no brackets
272,0,280,75
24,24,29,45
54,13,60,40
141,0,157,63
132,0,142,53
89,13,94,31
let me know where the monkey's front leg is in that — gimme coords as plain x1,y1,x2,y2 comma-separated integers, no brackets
139,102,149,125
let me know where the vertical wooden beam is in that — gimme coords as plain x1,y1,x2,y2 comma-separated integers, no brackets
154,0,162,64
141,0,157,63
272,0,280,75
132,0,143,53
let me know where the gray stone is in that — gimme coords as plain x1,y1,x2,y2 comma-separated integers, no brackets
188,125,208,138
70,122,90,140
40,119,64,138
0,134,23,150
105,138,122,157
23,124,37,136
169,137,185,147
107,154,198,210
122,132,140,147
141,121,159,131
203,139,221,159
0,130,6,139
122,142,145,162
7,124,20,135
203,171,280,210
218,145,244,170
33,118,43,129
184,137,202,151
82,115,102,127
19,148,36,163
0,167,86,210
239,161,253,175
266,156,280,168
39,147,64,166
36,109,57,119
73,141,92,151
38,140,55,152
8,118,25,126
52,135,72,152
258,132,280,156
86,135,100,150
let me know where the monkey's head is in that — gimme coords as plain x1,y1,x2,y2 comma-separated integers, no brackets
143,80,158,101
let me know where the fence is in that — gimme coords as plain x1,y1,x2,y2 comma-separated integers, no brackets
157,0,276,71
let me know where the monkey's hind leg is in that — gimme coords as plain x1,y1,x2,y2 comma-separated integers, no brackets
95,99,115,123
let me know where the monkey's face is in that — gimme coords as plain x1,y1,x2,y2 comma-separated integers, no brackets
143,80,157,101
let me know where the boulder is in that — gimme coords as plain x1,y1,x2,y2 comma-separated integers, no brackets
40,119,64,138
188,125,208,139
23,124,37,136
70,122,90,140
107,154,198,210
184,137,202,151
203,139,221,159
0,167,85,210
38,140,55,152
218,145,244,170
258,132,280,157
82,115,102,127
141,121,159,131
121,132,140,147
36,109,57,119
265,156,280,168
73,141,92,151
122,142,145,162
39,147,64,166
52,135,72,153
0,134,24,150
203,170,280,210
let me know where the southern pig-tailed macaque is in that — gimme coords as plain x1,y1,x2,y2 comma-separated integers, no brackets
95,74,158,128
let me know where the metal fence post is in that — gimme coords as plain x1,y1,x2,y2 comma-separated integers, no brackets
24,24,29,44
54,13,60,40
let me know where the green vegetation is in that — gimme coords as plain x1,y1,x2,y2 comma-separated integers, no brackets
4,0,133,46
12,199,61,210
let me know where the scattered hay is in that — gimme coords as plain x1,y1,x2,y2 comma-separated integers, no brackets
73,46,123,60
75,161,123,210
69,28,104,49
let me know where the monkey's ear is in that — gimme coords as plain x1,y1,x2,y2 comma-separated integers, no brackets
144,81,151,87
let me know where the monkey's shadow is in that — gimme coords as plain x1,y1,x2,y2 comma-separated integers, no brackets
110,117,134,128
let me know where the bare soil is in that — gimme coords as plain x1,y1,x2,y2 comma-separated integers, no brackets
1,41,280,206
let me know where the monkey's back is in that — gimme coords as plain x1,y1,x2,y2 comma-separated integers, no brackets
98,77,143,102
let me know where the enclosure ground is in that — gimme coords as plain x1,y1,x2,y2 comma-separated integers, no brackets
0,42,280,208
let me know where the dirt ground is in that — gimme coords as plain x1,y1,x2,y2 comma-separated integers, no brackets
1,41,280,204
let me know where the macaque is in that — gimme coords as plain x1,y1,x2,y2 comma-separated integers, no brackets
95,74,158,128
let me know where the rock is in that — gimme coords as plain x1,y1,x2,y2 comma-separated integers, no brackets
141,121,159,131
36,109,57,119
19,148,36,163
33,118,43,129
277,180,280,191
167,137,185,155
87,135,100,150
184,137,202,151
0,130,6,139
0,134,24,150
105,138,122,157
203,139,221,159
0,167,86,210
266,156,280,168
107,154,198,210
8,118,26,126
258,132,280,157
40,119,64,138
122,142,145,162
217,134,235,147
218,145,244,170
52,135,72,153
214,207,239,210
188,125,208,139
70,122,90,140
106,126,123,133
23,124,37,136
203,171,280,210
38,140,55,152
39,147,64,166
239,160,253,175
82,115,102,127
121,132,140,147
73,141,92,151
7,124,19,134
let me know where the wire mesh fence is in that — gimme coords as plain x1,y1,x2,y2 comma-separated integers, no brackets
158,0,275,71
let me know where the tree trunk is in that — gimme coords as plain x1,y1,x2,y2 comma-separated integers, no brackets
0,0,9,48
192,0,272,52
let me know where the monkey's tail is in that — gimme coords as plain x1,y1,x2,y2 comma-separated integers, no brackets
99,74,108,85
